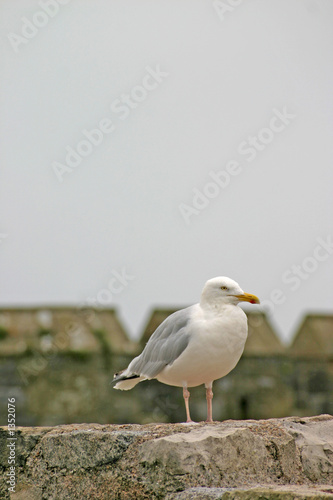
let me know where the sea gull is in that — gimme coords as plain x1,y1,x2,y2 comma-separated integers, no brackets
113,276,260,423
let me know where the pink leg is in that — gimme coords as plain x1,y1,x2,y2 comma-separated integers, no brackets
206,385,214,423
183,387,194,423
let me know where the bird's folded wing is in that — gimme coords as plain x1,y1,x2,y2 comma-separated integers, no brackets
128,305,195,378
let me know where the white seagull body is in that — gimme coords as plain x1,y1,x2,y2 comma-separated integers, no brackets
156,303,247,388
113,277,260,422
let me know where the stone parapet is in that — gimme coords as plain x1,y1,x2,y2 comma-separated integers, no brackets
0,415,332,499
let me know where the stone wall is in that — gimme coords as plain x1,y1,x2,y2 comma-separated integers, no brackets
0,308,332,426
0,415,332,499
1,352,332,426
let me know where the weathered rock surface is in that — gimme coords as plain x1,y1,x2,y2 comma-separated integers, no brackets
169,486,333,499
0,415,332,499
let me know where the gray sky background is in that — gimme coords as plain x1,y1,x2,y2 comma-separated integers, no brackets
1,0,332,342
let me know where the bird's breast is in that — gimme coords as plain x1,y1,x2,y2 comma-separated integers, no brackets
157,305,248,388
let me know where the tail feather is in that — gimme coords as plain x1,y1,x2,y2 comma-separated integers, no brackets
114,377,144,390
112,369,146,391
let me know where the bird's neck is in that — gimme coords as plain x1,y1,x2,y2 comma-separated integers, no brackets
200,297,237,313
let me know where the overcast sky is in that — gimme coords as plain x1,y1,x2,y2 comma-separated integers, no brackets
1,0,332,342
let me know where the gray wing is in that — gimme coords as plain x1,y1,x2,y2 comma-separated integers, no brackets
128,305,195,379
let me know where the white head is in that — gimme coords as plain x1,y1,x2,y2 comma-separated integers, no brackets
200,276,260,309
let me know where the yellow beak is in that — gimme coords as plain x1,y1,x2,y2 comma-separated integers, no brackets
234,292,260,304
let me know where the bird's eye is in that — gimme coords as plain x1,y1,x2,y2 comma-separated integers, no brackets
220,286,228,290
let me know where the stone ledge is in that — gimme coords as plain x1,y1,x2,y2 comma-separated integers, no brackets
170,486,333,499
0,415,332,499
